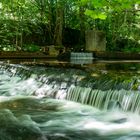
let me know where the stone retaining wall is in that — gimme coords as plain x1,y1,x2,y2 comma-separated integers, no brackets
94,52,140,60
0,51,140,60
0,51,51,59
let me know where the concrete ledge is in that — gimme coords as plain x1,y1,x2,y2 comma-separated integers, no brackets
0,51,56,59
1,51,140,60
94,51,140,60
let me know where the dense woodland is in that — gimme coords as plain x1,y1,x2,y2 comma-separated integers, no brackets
0,0,140,52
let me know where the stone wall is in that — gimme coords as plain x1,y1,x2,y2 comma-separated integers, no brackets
85,30,106,51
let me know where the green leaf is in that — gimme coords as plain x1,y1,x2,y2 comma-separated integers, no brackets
92,0,103,8
80,0,89,5
98,13,107,20
85,9,107,20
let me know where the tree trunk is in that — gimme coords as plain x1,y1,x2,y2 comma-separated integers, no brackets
47,0,55,44
40,0,46,22
54,1,64,46
79,6,85,44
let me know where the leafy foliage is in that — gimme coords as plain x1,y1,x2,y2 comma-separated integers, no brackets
0,0,139,52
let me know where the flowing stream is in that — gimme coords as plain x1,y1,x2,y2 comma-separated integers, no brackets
0,62,140,140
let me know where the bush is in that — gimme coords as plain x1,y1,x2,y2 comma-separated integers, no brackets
23,44,40,52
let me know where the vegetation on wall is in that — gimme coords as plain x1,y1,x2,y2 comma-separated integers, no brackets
0,0,139,52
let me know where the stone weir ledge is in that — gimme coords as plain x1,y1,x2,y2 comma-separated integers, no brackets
0,51,140,60
94,51,140,60
58,51,140,61
0,51,55,59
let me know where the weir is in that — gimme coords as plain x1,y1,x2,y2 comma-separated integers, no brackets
0,62,140,113
66,86,140,113
70,52,93,60
70,52,93,64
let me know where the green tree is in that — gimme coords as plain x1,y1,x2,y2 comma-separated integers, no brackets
0,0,139,52
80,0,140,51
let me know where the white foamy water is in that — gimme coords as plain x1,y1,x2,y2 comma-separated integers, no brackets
0,96,140,140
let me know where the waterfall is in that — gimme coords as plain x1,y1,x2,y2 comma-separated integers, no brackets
1,62,140,114
0,63,80,97
66,86,140,114
70,52,93,64
71,52,93,59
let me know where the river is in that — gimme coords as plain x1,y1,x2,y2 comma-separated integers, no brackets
0,61,140,140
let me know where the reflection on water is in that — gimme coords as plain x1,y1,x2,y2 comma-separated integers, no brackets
0,62,140,140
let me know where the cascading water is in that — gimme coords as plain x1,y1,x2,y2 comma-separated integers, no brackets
70,52,93,64
66,86,140,113
1,62,140,140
